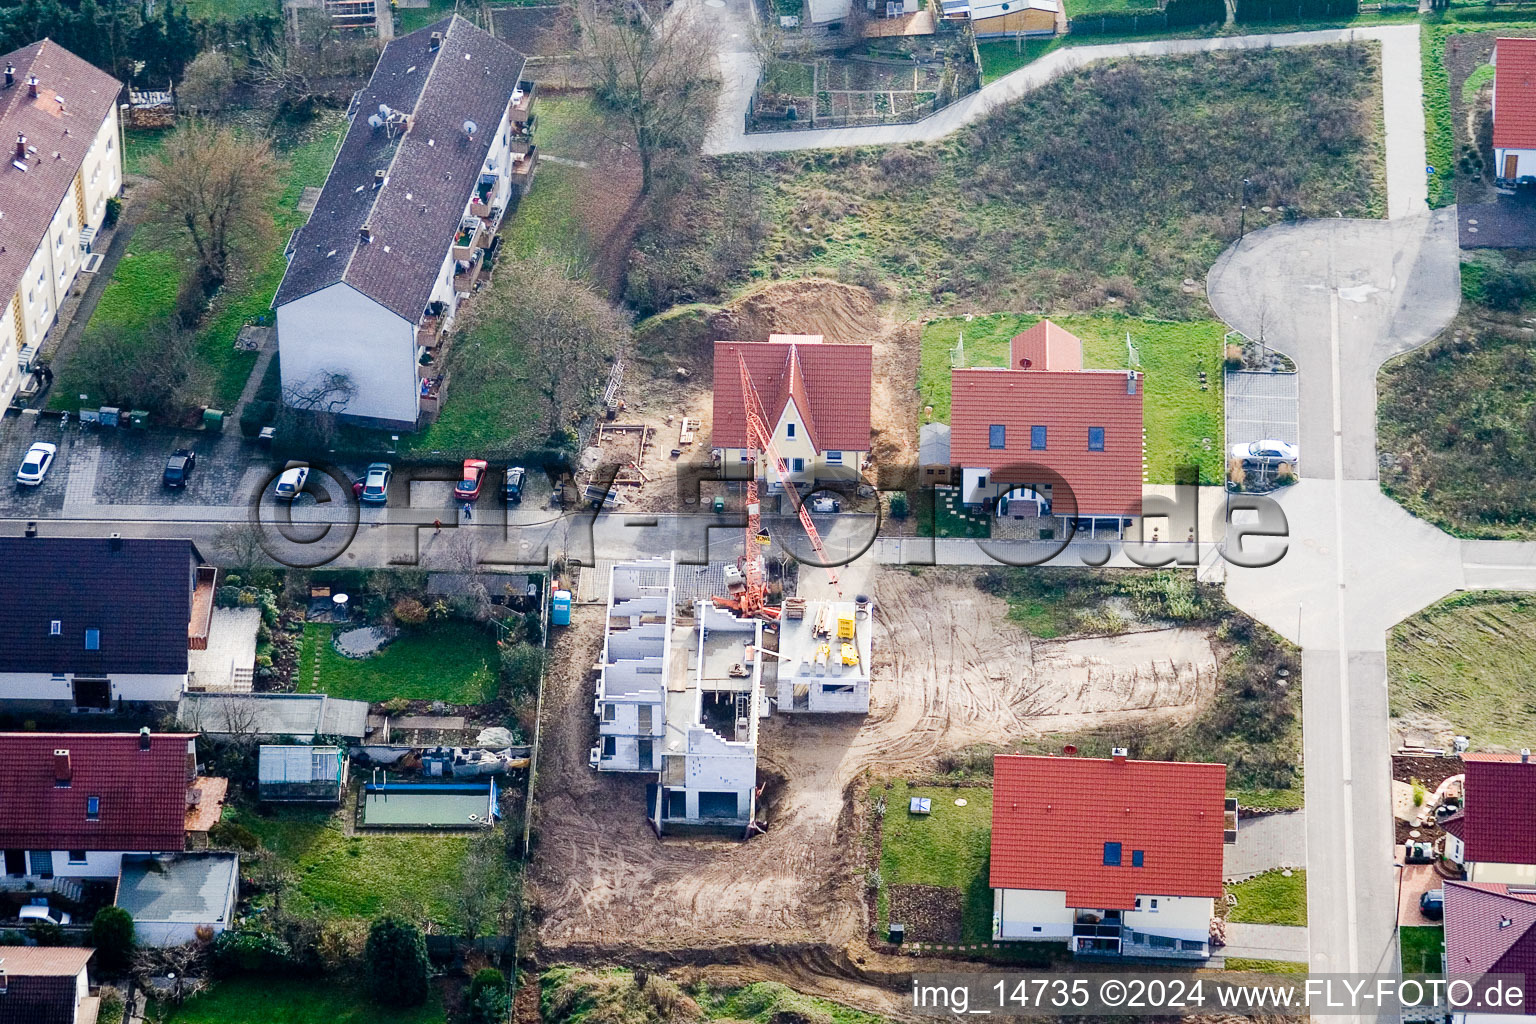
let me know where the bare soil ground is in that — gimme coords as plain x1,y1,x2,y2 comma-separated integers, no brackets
614,279,923,512
527,566,1219,996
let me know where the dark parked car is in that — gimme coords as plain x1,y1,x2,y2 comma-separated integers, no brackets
505,465,526,503
163,448,196,489
1420,889,1444,920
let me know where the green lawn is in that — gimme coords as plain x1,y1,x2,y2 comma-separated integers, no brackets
299,620,497,704
762,60,816,98
234,803,511,929
53,116,345,413
1222,957,1309,974
976,38,1066,85
157,978,444,1024
1226,870,1307,927
1388,592,1536,748
1401,925,1446,974
1228,787,1305,811
532,94,607,163
123,128,171,177
872,780,994,943
920,313,1225,484
183,0,276,19
396,0,459,33
1461,61,1495,102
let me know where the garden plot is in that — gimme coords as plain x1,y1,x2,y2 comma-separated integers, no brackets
753,56,952,130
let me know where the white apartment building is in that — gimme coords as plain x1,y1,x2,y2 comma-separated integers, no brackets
0,41,122,410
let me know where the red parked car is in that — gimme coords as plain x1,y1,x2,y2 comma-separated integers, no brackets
455,459,489,501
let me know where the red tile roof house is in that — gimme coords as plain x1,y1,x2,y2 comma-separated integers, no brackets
0,946,98,1024
713,335,873,490
1441,752,1536,883
950,320,1145,539
1493,38,1536,186
990,752,1226,959
0,730,203,886
1443,882,1536,999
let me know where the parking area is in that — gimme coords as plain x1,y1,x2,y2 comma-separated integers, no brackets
1226,369,1299,453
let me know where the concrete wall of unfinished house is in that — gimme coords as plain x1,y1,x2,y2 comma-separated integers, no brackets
277,282,417,426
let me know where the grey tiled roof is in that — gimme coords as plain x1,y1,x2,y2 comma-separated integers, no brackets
273,15,527,322
116,853,238,924
0,537,196,675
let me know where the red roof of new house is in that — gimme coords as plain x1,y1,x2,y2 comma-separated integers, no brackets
713,335,873,453
990,754,1227,909
1495,38,1536,150
1445,882,1536,980
1009,319,1083,371
950,349,1145,516
1456,753,1536,866
0,732,194,852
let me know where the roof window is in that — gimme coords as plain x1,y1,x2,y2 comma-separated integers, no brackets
84,628,99,650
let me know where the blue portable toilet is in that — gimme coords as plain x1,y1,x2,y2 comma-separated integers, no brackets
551,589,572,626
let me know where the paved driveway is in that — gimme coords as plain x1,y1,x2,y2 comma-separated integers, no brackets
1227,370,1300,452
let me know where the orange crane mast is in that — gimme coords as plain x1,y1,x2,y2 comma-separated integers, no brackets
714,352,840,619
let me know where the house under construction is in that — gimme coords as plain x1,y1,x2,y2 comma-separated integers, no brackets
773,599,873,714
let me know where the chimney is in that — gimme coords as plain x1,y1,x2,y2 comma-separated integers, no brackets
1126,372,1137,396
23,520,36,538
429,31,442,52
374,168,386,188
359,224,372,244
1111,747,1129,764
53,748,71,785
1524,749,1531,764
139,726,151,751
108,533,123,552
26,75,37,99
4,63,13,89
12,133,23,162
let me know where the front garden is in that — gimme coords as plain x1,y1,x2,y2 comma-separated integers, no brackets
919,313,1227,485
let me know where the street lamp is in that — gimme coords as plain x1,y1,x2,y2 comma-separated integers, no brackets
1239,178,1253,242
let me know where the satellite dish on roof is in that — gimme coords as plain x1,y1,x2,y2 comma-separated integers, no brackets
463,119,478,137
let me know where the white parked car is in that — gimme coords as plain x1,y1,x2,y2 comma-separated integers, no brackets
274,464,310,501
1230,439,1299,465
15,441,57,486
19,903,70,925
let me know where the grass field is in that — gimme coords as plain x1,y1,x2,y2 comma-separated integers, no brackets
234,804,510,929
156,978,445,1024
1378,291,1536,539
1222,957,1309,974
1400,925,1446,974
298,621,498,704
628,45,1383,322
1387,592,1536,747
540,969,893,1024
871,780,994,944
1228,787,1306,811
1226,870,1307,927
183,0,276,20
920,313,1225,484
52,115,344,413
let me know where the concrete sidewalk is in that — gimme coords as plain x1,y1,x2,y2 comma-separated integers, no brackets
709,25,1428,218
1221,922,1310,963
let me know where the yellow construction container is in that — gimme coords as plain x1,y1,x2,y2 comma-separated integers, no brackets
836,615,855,640
815,642,831,668
840,642,859,666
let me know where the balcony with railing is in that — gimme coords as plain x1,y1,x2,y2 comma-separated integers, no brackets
509,80,536,129
470,173,499,218
510,145,539,195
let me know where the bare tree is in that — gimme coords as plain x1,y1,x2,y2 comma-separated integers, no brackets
71,321,200,414
217,695,262,744
445,532,494,623
576,0,720,193
132,943,209,1004
146,121,284,289
179,50,235,113
459,257,628,438
214,521,267,576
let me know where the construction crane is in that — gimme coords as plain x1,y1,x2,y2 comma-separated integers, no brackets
713,351,840,619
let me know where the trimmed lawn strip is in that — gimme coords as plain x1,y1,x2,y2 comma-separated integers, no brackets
1229,787,1305,811
1387,591,1536,748
300,620,498,704
920,313,1225,485
1222,957,1309,974
872,780,994,944
1400,925,1446,974
233,803,506,929
1226,869,1307,927
156,977,445,1024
